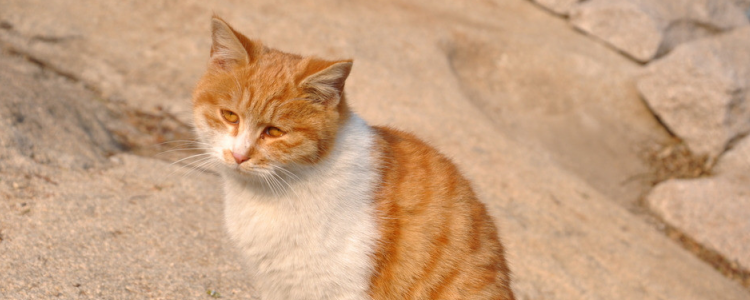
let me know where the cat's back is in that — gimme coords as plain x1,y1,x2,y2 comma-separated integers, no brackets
368,126,514,300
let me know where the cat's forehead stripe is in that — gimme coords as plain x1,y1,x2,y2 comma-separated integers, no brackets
239,88,251,110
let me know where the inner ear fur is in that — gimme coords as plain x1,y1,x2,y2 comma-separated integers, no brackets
297,58,353,105
209,16,262,71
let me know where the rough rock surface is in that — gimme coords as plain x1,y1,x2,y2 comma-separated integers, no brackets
0,52,255,299
1,0,749,299
530,0,581,15
637,26,750,161
647,136,750,272
570,0,749,62
446,20,667,208
0,0,669,208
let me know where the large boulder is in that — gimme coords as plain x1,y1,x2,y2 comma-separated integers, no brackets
0,48,121,173
0,0,670,209
637,26,750,162
2,0,749,299
570,0,748,62
647,136,750,272
0,51,255,298
445,28,668,208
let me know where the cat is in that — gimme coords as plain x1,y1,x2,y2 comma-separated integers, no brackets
191,16,515,300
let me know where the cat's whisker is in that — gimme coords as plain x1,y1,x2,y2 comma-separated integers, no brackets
185,161,218,178
273,165,301,181
156,148,213,156
270,170,301,201
157,142,212,151
168,153,213,168
267,173,294,207
180,158,218,179
159,143,211,148
187,156,218,171
168,156,215,178
158,139,211,146
260,173,279,198
267,173,285,199
168,153,214,174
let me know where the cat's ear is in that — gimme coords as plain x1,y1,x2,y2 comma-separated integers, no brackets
297,58,353,106
209,16,259,71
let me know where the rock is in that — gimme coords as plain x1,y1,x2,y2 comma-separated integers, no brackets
0,49,122,172
530,0,581,15
446,21,668,209
736,0,750,10
0,50,255,298
570,0,749,62
0,153,257,299
647,136,750,271
2,0,750,299
0,0,670,209
715,137,750,176
637,26,750,161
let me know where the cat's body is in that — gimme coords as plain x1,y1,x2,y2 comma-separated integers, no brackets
192,16,514,300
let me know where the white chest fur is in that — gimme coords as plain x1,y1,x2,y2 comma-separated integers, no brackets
222,115,379,300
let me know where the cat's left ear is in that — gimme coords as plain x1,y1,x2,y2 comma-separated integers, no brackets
297,58,353,106
209,16,260,72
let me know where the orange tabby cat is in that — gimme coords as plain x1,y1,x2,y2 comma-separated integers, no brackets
192,16,515,300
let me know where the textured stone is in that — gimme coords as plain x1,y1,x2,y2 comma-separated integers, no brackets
0,51,121,172
570,0,749,62
736,0,750,10
647,136,750,271
637,26,750,161
530,0,581,15
0,0,669,209
1,1,749,299
446,24,667,209
0,52,255,299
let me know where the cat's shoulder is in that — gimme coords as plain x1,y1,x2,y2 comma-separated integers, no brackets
370,125,441,155
370,125,459,169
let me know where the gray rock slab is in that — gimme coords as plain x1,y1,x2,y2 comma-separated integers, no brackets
637,26,750,161
647,136,750,272
1,1,749,299
570,0,749,62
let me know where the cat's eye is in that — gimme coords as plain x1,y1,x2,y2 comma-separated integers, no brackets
221,109,239,124
265,127,285,138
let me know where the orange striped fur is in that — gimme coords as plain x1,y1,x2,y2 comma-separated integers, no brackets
369,127,514,299
192,16,514,300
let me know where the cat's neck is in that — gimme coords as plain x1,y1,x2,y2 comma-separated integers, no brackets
221,112,381,300
221,112,377,209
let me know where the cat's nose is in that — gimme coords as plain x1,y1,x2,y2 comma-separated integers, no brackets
232,152,249,164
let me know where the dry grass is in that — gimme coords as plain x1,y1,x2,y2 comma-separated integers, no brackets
640,138,750,290
642,138,711,184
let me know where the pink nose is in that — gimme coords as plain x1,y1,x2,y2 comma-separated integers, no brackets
232,152,249,164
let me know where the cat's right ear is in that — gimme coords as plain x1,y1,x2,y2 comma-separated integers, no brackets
209,16,256,72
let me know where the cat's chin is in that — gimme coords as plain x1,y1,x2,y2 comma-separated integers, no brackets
221,163,273,181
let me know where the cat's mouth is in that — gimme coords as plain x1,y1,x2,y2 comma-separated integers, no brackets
229,161,273,177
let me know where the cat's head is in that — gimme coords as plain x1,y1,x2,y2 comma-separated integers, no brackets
192,16,352,177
